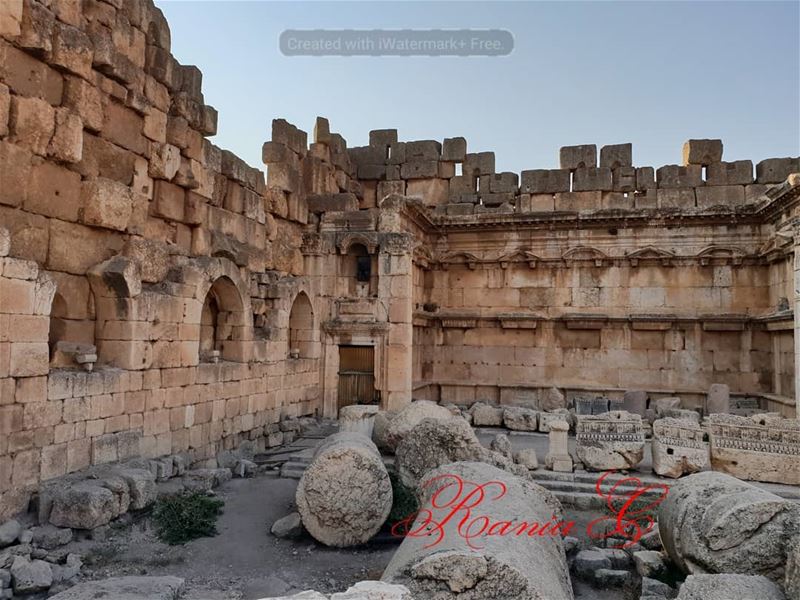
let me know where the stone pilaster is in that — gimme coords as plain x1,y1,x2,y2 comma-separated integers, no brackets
794,229,800,408
379,233,414,411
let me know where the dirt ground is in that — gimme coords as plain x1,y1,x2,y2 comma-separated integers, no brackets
55,470,624,599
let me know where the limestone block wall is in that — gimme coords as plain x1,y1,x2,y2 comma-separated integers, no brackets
0,0,326,519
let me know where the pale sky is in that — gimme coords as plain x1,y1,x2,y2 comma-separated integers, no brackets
157,1,800,174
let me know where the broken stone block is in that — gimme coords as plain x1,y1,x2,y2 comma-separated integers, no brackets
600,143,632,169
463,151,495,177
706,383,729,414
305,193,358,214
383,461,572,599
657,165,703,188
575,411,645,471
48,482,118,529
0,520,21,547
572,167,613,192
29,525,72,550
48,576,186,600
338,404,379,438
442,137,466,162
271,512,304,540
622,390,647,415
10,95,55,156
694,185,745,209
50,22,93,78
332,581,411,599
400,160,438,179
707,413,800,485
369,129,397,147
395,416,484,490
10,556,52,594
651,417,708,478
296,432,391,547
675,574,785,600
636,166,656,191
469,402,504,426
705,160,753,186
384,400,453,452
682,139,723,166
657,188,696,209
559,144,597,171
503,407,538,431
47,108,83,163
633,550,667,579
658,471,800,581
756,157,800,184
149,143,181,180
313,116,330,144
572,548,611,579
405,140,441,161
520,169,570,194
490,433,512,459
612,166,636,192
545,420,572,472
81,177,134,231
786,542,800,600
514,448,538,470
539,409,572,433
652,396,680,417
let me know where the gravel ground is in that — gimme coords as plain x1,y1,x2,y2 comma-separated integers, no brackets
53,469,626,599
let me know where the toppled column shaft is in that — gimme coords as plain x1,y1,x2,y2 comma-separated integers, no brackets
658,471,800,582
296,432,392,547
382,461,574,599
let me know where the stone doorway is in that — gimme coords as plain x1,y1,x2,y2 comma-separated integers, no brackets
337,345,377,408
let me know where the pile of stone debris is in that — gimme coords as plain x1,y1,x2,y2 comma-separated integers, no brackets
270,402,800,600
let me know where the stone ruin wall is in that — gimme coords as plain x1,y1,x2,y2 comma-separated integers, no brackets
0,0,328,520
341,134,799,413
1,0,799,521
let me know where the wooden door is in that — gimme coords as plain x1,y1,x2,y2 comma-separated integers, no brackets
338,345,376,409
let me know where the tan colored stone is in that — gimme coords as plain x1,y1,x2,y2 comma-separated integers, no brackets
81,177,134,231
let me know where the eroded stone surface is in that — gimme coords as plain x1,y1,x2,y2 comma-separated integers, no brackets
48,576,185,599
658,471,800,582
651,418,708,478
296,432,392,547
382,462,573,600
384,401,453,452
575,411,644,471
675,574,785,600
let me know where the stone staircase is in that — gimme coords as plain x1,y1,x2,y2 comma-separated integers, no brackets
273,431,800,510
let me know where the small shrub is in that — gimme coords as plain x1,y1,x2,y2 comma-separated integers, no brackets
152,493,225,545
388,471,419,526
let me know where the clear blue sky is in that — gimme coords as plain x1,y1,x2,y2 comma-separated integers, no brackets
157,1,800,175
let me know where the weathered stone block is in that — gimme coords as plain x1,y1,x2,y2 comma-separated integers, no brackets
63,77,104,133
657,165,703,188
0,0,23,37
682,139,723,166
657,188,695,209
706,160,753,186
405,140,441,161
153,180,185,222
520,169,570,194
755,157,800,183
695,185,745,209
50,22,93,78
0,141,31,207
81,177,134,231
612,166,636,192
560,144,596,170
463,152,495,176
47,108,83,163
442,136,466,161
369,129,397,147
554,191,601,212
483,172,518,193
600,143,632,168
400,160,438,179
573,167,612,192
0,82,8,137
25,159,82,221
9,95,55,156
